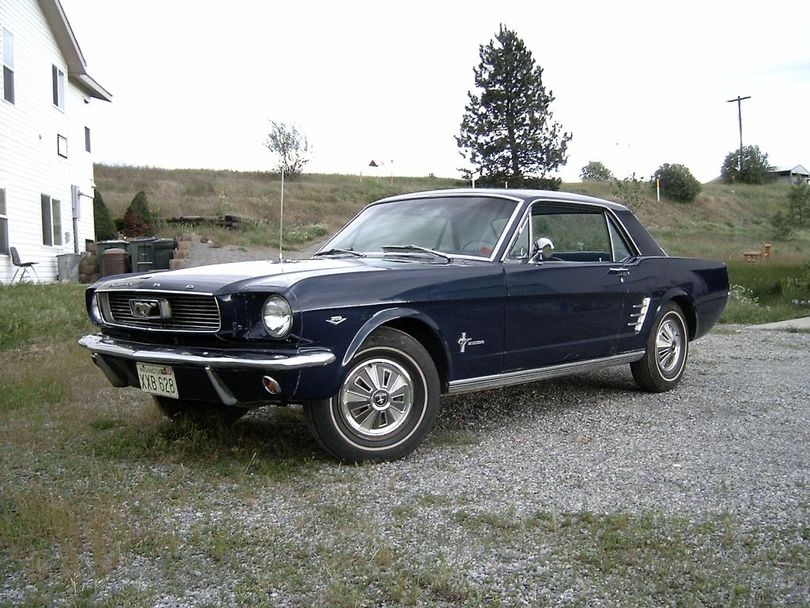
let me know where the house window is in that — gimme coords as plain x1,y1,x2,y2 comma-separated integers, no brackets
85,127,91,152
0,188,8,255
52,65,65,110
41,194,62,246
2,29,13,104
57,134,68,158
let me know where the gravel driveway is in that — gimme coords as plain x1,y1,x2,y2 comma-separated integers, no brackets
107,241,807,606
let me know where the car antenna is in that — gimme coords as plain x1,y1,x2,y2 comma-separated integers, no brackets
279,167,284,262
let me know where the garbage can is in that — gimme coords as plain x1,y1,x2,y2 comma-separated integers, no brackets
56,253,81,283
97,240,130,275
153,238,176,270
129,237,156,273
101,248,129,277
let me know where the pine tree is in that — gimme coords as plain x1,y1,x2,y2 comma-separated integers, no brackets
121,191,152,237
92,188,116,240
456,25,572,187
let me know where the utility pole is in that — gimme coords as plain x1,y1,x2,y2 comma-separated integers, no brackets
727,95,751,173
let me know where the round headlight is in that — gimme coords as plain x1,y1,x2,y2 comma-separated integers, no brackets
262,295,293,338
90,292,104,325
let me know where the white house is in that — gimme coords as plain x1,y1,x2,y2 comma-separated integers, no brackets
0,0,110,283
768,165,810,185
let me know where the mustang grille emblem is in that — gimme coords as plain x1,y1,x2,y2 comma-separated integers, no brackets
129,299,171,320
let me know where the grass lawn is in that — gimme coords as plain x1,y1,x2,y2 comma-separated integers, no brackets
721,261,810,324
1,281,808,605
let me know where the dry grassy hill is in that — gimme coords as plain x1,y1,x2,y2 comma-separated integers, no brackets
94,165,806,262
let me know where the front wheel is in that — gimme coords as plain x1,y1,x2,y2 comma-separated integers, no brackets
304,327,440,461
153,396,250,426
631,302,689,392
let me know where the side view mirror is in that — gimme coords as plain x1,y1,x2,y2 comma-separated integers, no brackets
529,237,555,263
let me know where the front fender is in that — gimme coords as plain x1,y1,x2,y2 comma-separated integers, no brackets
294,307,450,401
342,307,443,365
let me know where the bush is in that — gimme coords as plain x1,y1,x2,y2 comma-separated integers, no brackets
92,188,116,241
611,173,645,210
652,163,701,203
580,161,613,181
787,182,810,227
120,191,154,237
721,145,772,185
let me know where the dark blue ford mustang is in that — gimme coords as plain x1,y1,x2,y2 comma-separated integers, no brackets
80,189,729,460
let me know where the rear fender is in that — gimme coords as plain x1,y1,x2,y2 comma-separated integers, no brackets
657,288,697,340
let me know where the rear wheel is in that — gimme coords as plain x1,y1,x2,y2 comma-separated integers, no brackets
304,327,440,461
631,302,689,392
153,396,249,426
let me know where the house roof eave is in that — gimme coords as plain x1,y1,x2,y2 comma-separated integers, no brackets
37,0,112,102
70,73,112,102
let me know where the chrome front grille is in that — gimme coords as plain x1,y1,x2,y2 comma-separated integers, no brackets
99,290,221,333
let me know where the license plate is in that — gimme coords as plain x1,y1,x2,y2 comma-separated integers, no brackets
136,363,179,399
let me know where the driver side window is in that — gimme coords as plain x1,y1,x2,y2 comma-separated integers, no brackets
509,204,631,263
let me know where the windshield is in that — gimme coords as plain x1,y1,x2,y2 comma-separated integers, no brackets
323,196,519,258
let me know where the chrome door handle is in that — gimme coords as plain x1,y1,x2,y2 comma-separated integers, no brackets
608,267,630,276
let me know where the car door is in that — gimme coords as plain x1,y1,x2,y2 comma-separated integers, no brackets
502,203,632,371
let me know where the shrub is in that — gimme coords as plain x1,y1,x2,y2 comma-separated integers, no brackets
652,163,701,203
120,191,154,237
92,188,116,241
611,173,645,210
787,182,810,226
580,161,613,181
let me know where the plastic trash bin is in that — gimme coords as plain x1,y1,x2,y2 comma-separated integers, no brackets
129,237,156,273
153,238,176,270
97,240,130,275
101,248,128,276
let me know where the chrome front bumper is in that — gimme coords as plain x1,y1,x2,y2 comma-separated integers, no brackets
78,334,335,370
78,334,336,405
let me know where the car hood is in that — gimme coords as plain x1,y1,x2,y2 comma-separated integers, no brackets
94,258,388,294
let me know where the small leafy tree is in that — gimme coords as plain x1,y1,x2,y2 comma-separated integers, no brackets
771,210,792,240
264,121,310,177
120,190,153,237
653,163,701,203
580,161,613,181
787,181,810,227
92,188,116,241
456,25,572,186
612,173,645,210
721,145,772,184
771,182,810,238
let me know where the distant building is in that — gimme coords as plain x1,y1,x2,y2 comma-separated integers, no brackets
1,0,111,283
769,165,810,185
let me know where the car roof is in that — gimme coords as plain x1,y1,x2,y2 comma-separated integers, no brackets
374,188,631,212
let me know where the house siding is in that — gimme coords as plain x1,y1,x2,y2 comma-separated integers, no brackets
0,0,98,283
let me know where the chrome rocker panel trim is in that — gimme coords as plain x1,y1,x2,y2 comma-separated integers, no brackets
78,334,336,370
447,351,645,395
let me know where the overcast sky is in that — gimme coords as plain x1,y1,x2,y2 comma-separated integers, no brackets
61,0,810,183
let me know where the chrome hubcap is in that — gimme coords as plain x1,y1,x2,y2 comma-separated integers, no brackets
339,358,414,438
656,316,683,375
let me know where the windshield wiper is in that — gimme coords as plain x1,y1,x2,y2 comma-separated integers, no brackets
313,248,365,258
382,244,452,262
